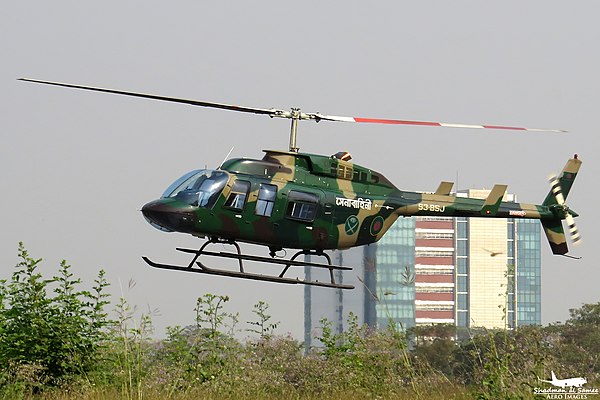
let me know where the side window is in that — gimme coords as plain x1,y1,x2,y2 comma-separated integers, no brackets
256,184,277,217
224,180,251,211
286,191,319,222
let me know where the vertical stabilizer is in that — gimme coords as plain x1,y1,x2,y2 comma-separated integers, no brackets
541,155,582,255
542,219,568,255
543,156,582,206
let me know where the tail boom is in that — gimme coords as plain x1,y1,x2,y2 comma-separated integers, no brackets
390,155,581,256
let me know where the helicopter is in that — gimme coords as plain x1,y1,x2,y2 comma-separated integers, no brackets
19,78,582,290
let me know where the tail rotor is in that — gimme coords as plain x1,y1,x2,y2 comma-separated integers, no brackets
548,174,581,244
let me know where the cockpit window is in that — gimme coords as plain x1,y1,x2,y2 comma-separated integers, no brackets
162,169,228,208
161,170,202,198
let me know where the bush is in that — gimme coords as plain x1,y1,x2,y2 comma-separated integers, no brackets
0,243,110,392
1,244,599,398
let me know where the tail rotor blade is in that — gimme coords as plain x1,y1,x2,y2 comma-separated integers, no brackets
549,175,566,205
549,174,581,244
566,213,581,244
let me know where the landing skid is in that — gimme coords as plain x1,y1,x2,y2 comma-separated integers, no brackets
142,239,354,289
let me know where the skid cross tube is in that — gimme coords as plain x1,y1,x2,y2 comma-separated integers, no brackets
278,250,335,284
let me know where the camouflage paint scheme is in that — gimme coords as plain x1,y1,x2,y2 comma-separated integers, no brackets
142,150,581,255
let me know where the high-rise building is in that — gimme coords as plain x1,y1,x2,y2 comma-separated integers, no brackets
304,189,541,345
303,246,367,349
414,216,455,326
454,190,541,329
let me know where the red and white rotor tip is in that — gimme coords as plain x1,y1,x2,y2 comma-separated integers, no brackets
315,113,566,133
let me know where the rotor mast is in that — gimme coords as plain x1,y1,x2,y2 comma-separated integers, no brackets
288,108,301,152
281,108,325,152
274,107,315,153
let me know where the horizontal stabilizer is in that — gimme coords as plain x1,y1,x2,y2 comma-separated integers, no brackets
480,184,507,216
434,181,454,196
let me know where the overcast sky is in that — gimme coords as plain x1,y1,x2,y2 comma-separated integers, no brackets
2,2,599,337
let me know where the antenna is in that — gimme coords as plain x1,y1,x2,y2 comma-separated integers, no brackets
219,146,235,168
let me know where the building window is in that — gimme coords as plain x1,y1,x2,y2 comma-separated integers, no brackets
286,191,319,222
457,311,468,327
415,231,454,239
457,276,468,292
457,293,468,310
417,286,453,293
456,240,467,256
416,250,454,257
507,219,515,240
256,184,277,217
456,258,467,274
457,221,467,238
417,304,454,311
419,216,452,222
416,267,454,275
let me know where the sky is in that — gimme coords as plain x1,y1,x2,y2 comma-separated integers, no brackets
1,2,599,338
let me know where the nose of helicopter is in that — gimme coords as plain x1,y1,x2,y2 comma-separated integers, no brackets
141,199,196,232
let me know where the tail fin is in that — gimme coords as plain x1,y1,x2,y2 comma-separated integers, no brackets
551,371,557,381
541,155,582,255
543,155,582,206
542,219,568,255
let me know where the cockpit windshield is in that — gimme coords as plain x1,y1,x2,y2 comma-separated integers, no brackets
161,169,228,208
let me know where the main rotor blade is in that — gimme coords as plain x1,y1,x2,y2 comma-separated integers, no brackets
20,78,566,133
19,78,282,116
313,113,566,133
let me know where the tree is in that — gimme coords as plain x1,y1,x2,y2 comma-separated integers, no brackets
551,302,600,378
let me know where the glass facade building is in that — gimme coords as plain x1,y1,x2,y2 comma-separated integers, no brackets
455,216,469,327
374,217,416,331
515,219,542,325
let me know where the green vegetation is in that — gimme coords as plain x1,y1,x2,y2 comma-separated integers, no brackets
1,244,598,399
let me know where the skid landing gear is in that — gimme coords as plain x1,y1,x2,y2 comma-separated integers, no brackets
142,238,354,289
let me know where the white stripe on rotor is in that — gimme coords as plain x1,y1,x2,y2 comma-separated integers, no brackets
440,123,485,129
